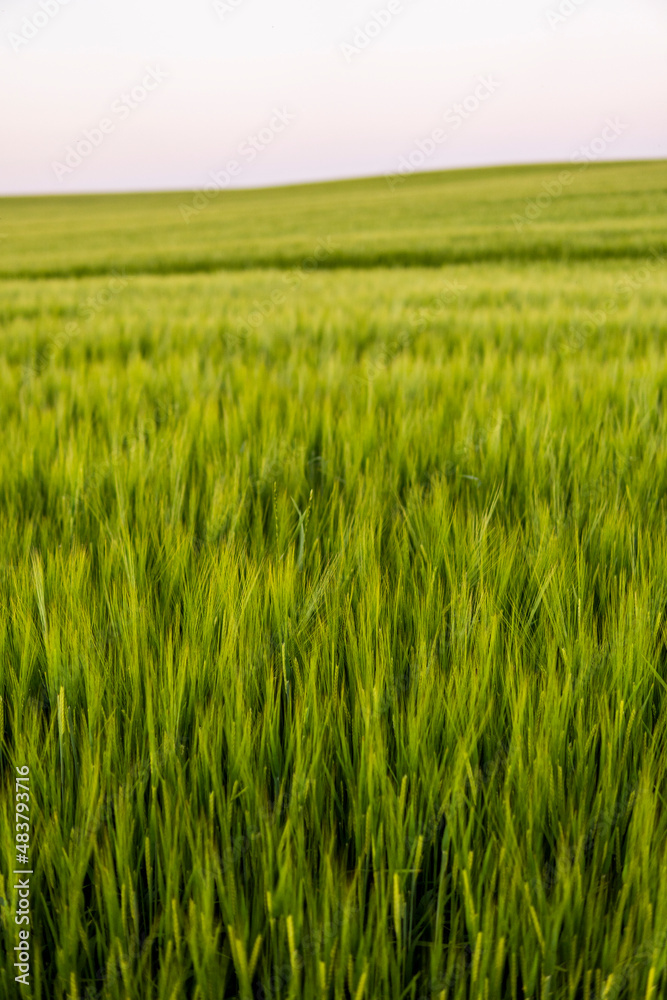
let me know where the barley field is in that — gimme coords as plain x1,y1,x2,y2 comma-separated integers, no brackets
1,160,667,1000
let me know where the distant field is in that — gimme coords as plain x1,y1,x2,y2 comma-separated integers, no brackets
1,159,666,277
1,162,667,1000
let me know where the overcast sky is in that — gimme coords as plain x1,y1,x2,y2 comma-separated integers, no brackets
1,0,665,195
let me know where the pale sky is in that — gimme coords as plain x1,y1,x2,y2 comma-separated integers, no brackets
1,0,665,194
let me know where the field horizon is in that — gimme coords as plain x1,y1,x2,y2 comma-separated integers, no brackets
1,158,665,279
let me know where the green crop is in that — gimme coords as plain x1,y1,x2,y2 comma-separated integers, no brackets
1,161,667,999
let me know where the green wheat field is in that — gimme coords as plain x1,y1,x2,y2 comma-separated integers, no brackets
1,159,667,999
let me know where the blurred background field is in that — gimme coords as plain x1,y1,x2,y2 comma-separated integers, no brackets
1,161,667,1000
1,159,666,277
